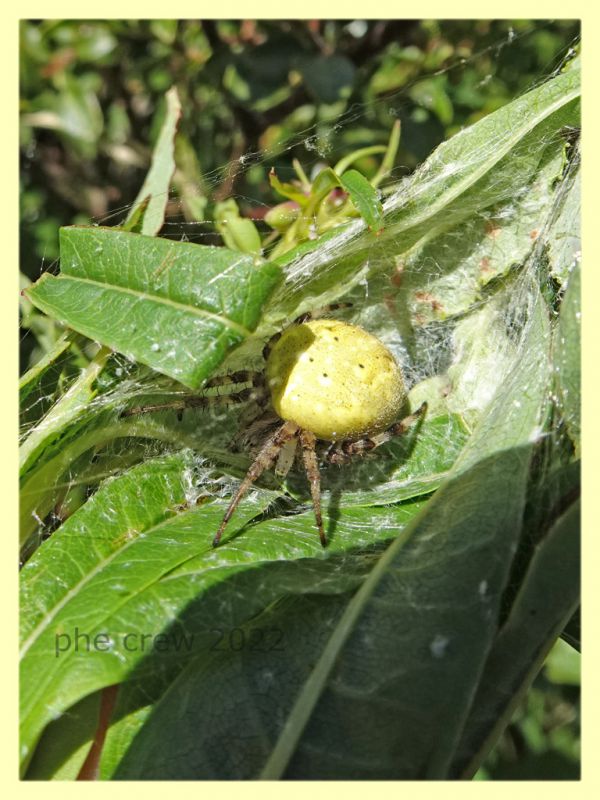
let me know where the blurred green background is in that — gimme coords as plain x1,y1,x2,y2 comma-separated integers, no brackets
20,19,580,275
19,19,581,779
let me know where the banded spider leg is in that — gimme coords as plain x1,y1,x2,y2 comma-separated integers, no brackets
120,370,267,419
324,402,428,465
211,421,328,548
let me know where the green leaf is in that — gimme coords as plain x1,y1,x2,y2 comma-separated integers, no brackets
118,195,150,234
125,87,181,236
109,594,353,779
258,279,551,780
555,262,580,452
544,638,581,687
214,198,262,256
339,169,384,233
19,451,426,776
24,692,101,780
19,452,277,773
266,58,580,320
103,498,428,779
310,167,340,202
450,498,580,778
268,169,309,206
24,227,282,389
397,139,567,324
19,331,73,406
547,150,580,285
20,346,111,477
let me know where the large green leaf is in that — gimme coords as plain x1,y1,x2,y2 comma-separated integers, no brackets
19,450,427,776
90,278,554,781
104,496,430,779
110,594,353,779
450,498,580,778
20,57,580,780
266,59,580,321
24,227,282,389
256,278,551,780
19,451,276,773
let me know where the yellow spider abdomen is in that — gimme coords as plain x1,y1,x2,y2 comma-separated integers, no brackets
265,319,406,441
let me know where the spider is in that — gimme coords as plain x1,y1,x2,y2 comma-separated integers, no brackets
122,304,427,547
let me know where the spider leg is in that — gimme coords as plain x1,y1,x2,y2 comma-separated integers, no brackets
275,437,298,478
292,302,353,325
205,372,270,435
121,370,266,419
229,406,281,453
203,371,264,390
262,331,282,361
120,387,257,418
325,402,428,465
300,429,326,547
213,420,299,547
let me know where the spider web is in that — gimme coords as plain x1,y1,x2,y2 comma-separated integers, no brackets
18,21,581,783
19,21,580,560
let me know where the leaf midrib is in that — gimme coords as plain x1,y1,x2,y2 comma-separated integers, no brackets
384,82,580,234
31,273,252,338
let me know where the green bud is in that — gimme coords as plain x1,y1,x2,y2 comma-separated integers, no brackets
214,199,262,256
265,201,300,232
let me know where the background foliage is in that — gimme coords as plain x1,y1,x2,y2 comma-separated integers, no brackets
20,19,578,367
20,19,580,781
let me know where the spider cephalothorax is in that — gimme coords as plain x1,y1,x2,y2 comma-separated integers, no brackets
123,306,426,547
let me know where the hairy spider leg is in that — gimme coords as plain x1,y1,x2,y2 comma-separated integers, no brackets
202,370,269,427
121,387,263,418
121,372,265,418
292,302,353,325
213,420,300,547
262,331,281,361
325,402,428,465
300,429,326,547
203,370,264,389
274,437,298,477
228,406,279,452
